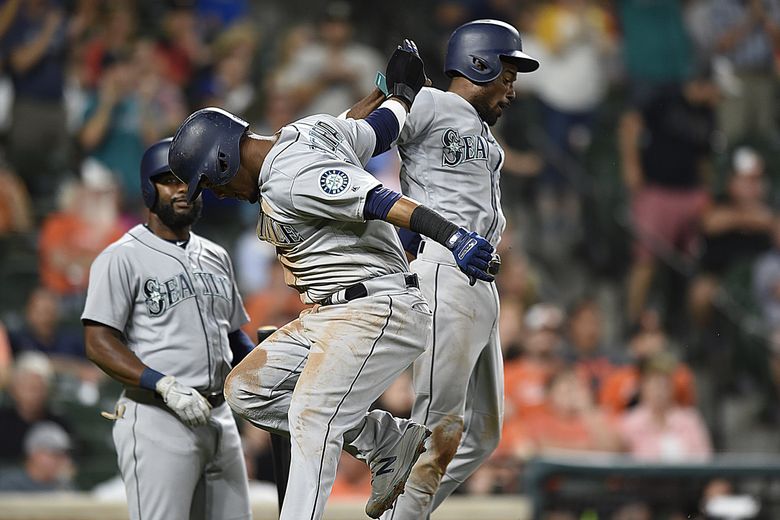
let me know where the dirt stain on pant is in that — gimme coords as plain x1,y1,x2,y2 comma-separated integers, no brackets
224,347,268,406
406,415,464,495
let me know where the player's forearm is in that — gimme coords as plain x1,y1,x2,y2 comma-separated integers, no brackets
83,322,147,387
346,88,386,119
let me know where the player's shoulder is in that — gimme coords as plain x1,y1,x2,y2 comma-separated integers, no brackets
191,232,228,256
90,226,142,266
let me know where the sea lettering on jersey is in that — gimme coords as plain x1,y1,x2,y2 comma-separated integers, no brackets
441,128,488,168
310,120,344,153
143,271,231,317
257,210,304,248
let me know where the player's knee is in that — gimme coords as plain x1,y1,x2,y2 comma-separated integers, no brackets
224,368,250,417
470,418,501,463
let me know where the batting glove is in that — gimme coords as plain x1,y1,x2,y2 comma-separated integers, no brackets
155,375,211,427
385,39,427,108
446,228,495,285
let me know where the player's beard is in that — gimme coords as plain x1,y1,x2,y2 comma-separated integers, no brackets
154,197,203,230
470,93,501,126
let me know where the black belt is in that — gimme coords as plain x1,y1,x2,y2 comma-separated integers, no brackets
125,387,225,408
321,273,419,306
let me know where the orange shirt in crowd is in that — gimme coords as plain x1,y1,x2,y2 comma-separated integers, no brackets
241,289,307,337
39,213,126,295
503,358,556,420
600,364,696,414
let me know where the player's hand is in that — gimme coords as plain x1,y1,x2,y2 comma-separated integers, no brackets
385,39,427,109
445,228,495,285
155,375,211,427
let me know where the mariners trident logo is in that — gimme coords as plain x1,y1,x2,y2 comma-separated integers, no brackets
319,169,350,195
442,128,488,167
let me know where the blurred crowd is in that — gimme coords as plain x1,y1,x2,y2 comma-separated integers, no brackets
1,0,780,517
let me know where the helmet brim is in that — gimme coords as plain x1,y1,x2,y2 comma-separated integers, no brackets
500,50,540,73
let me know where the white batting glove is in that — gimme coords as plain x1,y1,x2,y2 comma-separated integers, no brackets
155,375,211,427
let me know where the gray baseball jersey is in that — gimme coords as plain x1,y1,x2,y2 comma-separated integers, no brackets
257,113,409,303
82,225,251,520
398,87,506,246
224,109,434,520
381,87,506,519
82,225,248,393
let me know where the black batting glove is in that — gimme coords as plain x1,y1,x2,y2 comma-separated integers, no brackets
385,39,427,108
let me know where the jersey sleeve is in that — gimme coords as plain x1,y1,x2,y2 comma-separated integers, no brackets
397,88,436,146
324,116,378,167
81,249,135,331
289,163,382,222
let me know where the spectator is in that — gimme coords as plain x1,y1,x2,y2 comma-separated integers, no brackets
689,147,773,327
600,310,696,414
132,38,188,140
5,0,72,205
503,304,565,428
196,23,259,116
503,368,620,459
81,4,138,89
620,70,719,323
711,0,780,144
155,5,210,87
753,218,780,329
619,353,713,461
0,422,75,492
617,0,693,102
563,297,622,394
274,1,383,118
78,48,164,205
0,163,33,235
525,0,616,191
38,164,127,297
8,287,101,386
0,352,71,462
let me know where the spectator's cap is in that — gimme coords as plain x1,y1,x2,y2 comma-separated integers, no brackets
524,303,564,332
732,146,763,177
81,158,116,191
14,351,54,384
24,422,72,455
321,1,352,22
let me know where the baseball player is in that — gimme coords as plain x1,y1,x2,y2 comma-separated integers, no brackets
350,20,540,519
81,138,255,520
167,41,496,520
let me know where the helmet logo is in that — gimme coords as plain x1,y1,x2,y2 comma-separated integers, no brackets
470,55,489,72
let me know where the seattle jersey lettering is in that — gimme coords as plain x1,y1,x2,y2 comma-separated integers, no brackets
143,272,232,317
257,210,304,247
441,128,488,167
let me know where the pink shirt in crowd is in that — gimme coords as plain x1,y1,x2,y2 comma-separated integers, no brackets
620,406,713,461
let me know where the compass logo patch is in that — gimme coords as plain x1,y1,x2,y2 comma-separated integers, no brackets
319,169,350,195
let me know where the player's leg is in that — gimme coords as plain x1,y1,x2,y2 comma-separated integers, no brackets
200,403,252,520
112,398,206,520
280,292,430,520
382,262,497,520
430,307,503,511
224,312,418,456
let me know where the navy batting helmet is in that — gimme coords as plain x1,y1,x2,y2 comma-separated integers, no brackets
140,137,174,209
168,107,250,202
445,19,539,84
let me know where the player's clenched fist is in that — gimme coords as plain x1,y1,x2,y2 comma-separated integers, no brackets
446,228,496,285
385,39,428,108
156,375,212,427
